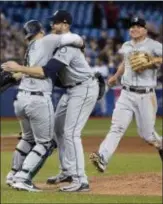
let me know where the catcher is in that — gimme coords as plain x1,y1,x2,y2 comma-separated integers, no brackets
0,69,22,93
90,17,163,172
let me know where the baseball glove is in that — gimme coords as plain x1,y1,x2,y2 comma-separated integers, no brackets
95,72,105,100
0,70,18,93
129,51,154,72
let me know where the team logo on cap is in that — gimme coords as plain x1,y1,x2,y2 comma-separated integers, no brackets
53,10,58,16
133,17,138,22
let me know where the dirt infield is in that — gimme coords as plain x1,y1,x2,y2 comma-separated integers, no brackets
1,136,158,153
1,136,161,196
37,172,162,196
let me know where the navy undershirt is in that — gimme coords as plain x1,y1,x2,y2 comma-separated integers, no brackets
42,58,66,84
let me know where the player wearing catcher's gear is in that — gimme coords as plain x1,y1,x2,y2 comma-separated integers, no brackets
0,70,22,93
3,19,84,192
89,17,163,172
3,10,102,192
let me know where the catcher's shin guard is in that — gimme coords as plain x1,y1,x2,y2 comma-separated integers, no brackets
11,139,35,172
14,140,56,181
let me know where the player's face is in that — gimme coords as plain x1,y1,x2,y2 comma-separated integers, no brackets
52,23,67,34
129,25,147,39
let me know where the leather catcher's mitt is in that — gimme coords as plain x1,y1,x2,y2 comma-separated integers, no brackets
0,70,18,93
95,72,105,100
129,51,154,72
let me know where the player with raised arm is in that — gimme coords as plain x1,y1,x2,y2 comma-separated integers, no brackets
2,10,105,192
3,18,84,192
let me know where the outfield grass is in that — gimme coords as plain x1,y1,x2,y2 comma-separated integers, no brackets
1,117,162,137
1,152,162,204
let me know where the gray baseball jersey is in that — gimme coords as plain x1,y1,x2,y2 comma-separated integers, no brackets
98,37,163,167
119,37,162,87
53,46,94,86
11,33,84,183
19,33,83,93
52,45,99,184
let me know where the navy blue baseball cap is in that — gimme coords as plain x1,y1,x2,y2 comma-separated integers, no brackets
49,10,72,25
129,17,147,28
23,20,43,39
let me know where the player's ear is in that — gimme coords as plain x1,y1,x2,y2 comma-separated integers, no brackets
41,30,45,36
50,22,53,29
144,28,148,35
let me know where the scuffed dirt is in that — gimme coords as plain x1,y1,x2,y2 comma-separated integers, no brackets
36,172,162,196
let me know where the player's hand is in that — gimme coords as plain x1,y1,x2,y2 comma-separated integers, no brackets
107,75,117,87
12,72,23,81
1,61,21,72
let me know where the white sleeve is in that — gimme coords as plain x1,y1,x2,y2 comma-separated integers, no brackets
152,41,162,56
118,43,125,55
60,33,83,47
42,33,83,52
42,34,61,51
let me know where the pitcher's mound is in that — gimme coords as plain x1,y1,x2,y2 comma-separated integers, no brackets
37,172,162,196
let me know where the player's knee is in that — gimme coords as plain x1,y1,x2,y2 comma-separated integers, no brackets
16,139,35,157
12,139,35,172
20,140,57,180
32,140,57,158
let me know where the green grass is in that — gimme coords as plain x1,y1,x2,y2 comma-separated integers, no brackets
1,152,162,204
1,117,162,137
1,119,162,203
1,191,162,204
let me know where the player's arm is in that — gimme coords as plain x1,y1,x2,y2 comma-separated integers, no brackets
1,59,66,79
1,61,45,78
114,61,125,78
43,33,84,51
107,42,125,86
107,61,124,86
2,46,72,78
60,33,84,48
151,41,163,65
107,42,126,86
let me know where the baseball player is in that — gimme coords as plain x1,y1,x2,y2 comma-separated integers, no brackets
89,17,163,172
3,10,101,192
3,19,84,192
0,70,22,93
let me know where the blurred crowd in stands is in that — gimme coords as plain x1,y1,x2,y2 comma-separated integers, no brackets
1,13,25,63
1,1,162,86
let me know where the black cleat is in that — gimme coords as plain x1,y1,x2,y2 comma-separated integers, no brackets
59,182,90,192
77,183,90,192
46,173,72,184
